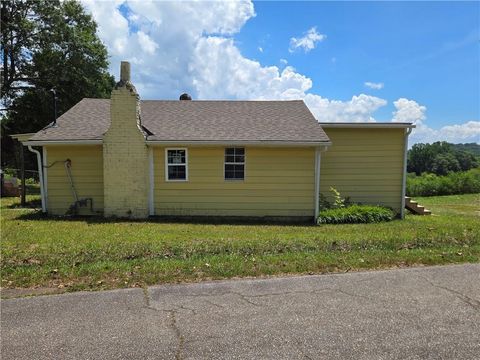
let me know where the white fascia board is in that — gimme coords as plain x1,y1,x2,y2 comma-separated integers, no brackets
146,140,332,147
24,140,103,146
319,122,415,129
10,133,36,143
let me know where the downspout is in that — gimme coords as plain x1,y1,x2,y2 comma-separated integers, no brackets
42,146,48,210
314,145,329,222
27,145,46,213
401,128,413,219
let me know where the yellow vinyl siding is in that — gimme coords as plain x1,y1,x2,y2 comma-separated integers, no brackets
321,128,405,213
45,145,103,215
154,147,315,217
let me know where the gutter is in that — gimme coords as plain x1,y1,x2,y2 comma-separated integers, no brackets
27,145,46,213
24,139,333,147
24,137,335,146
401,127,414,219
319,122,415,129
25,140,102,146
148,147,154,216
146,140,332,147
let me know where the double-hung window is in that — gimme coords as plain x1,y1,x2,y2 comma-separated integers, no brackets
166,148,188,181
224,147,245,180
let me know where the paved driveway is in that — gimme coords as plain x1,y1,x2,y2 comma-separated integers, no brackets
2,264,479,359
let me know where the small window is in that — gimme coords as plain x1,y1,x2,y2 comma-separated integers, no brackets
224,147,245,180
166,148,188,181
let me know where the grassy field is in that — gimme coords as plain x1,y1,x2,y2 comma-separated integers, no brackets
1,194,479,293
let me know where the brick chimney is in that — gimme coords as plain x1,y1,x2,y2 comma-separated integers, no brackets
103,61,149,218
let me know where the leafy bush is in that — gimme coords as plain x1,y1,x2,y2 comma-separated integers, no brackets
25,178,38,185
1,168,17,178
406,168,480,197
317,205,395,224
319,187,352,210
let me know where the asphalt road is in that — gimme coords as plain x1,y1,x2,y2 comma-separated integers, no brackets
2,264,479,359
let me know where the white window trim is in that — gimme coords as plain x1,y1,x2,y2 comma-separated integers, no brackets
165,148,188,182
224,147,246,181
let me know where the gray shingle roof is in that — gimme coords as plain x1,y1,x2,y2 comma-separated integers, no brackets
30,98,330,143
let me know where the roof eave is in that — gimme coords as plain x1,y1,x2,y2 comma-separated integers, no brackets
10,133,36,144
24,139,103,146
146,140,332,147
319,122,416,129
23,139,332,147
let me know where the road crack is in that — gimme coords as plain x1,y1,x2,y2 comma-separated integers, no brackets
167,309,185,360
419,275,480,312
142,288,185,358
203,299,225,309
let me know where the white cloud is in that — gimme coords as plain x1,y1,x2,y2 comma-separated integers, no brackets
304,94,387,123
137,31,158,55
81,0,256,99
410,121,480,144
392,98,426,123
364,81,384,90
289,27,326,53
436,121,480,143
392,98,479,144
80,1,475,139
258,46,263,53
191,37,312,100
81,0,129,55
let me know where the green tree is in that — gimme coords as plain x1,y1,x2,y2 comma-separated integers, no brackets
408,141,479,176
455,150,478,171
1,0,114,169
452,143,480,157
407,143,436,175
431,153,460,176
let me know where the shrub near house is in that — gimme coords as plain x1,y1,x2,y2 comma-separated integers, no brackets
317,188,394,224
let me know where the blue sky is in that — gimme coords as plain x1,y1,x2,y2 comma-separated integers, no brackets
237,1,479,128
82,0,479,144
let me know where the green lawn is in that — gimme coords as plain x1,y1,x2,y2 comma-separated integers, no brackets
1,194,479,293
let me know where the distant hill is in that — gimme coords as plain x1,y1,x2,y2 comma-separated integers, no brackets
451,143,480,157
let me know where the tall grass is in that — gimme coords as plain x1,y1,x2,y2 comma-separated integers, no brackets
406,168,480,197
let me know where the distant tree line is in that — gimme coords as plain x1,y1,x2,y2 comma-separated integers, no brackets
407,142,479,176
451,143,480,157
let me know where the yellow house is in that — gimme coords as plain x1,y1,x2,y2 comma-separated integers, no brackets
20,62,414,221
